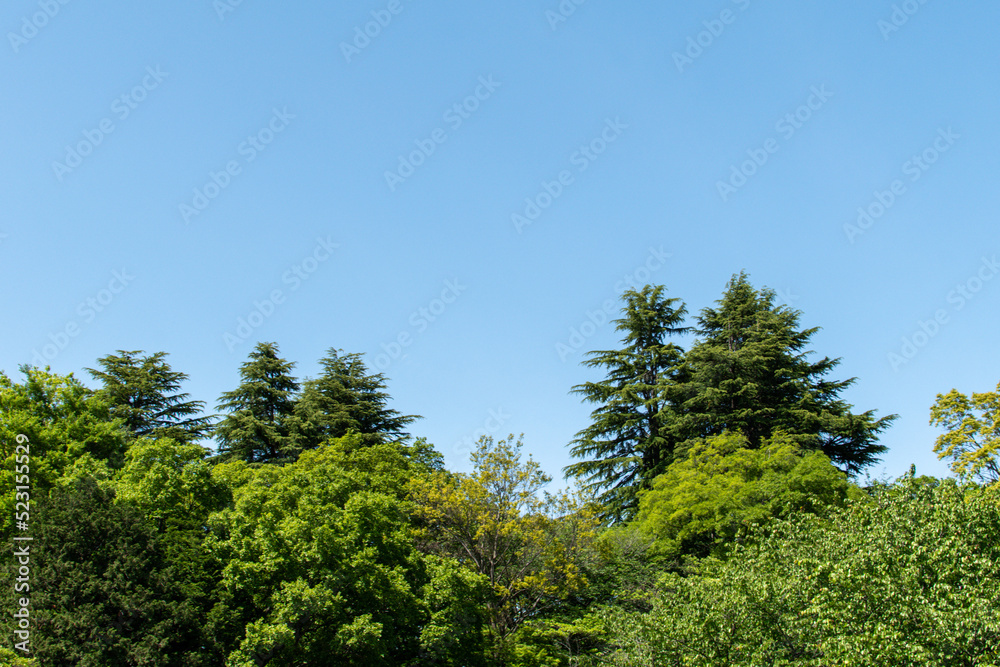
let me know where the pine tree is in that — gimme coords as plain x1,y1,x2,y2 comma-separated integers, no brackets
215,342,302,464
677,271,894,474
564,285,689,522
87,350,213,443
295,348,418,448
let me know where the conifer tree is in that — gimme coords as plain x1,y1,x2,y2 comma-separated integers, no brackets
87,350,213,443
564,285,689,522
676,272,895,474
215,342,302,464
295,348,418,448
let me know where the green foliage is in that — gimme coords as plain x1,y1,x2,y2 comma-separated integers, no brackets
114,437,223,525
930,380,1000,483
677,272,895,474
565,285,689,522
87,350,214,443
0,647,38,666
635,431,851,559
566,275,893,523
607,474,1000,666
207,435,440,666
215,342,303,464
0,367,125,535
23,478,212,666
411,435,598,665
295,348,418,448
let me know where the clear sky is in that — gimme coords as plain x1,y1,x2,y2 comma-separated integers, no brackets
2,0,997,482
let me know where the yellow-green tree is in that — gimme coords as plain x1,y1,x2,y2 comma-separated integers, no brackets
930,381,1000,484
409,435,597,664
634,431,853,560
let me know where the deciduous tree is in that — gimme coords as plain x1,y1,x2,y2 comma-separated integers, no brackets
930,380,1000,484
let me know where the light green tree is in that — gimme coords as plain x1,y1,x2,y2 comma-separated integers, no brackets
410,435,598,665
606,474,1000,666
930,380,1000,484
207,435,470,666
635,431,852,559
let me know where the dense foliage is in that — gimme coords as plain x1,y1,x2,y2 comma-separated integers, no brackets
606,475,1000,666
1,274,996,665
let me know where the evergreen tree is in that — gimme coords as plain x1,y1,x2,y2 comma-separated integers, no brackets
677,272,894,474
87,350,213,443
27,478,212,666
564,285,689,522
295,348,418,448
215,342,302,464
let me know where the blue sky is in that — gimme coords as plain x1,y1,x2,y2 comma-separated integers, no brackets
2,0,998,482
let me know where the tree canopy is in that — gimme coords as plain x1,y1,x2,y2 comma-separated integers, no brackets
87,350,214,443
215,342,303,464
4,283,993,666
930,379,1000,484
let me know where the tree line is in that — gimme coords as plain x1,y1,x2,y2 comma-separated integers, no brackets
1,271,998,666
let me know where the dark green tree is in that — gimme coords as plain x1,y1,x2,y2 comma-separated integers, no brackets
564,285,689,522
214,342,302,464
677,272,894,474
25,478,213,666
87,351,213,443
295,348,418,448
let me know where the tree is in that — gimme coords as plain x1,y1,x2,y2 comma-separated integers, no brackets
930,380,1000,484
564,286,689,522
0,367,126,535
206,436,461,666
677,272,894,474
410,435,598,664
605,474,1000,666
295,349,417,448
87,350,214,443
22,477,212,666
215,342,303,464
634,431,852,560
